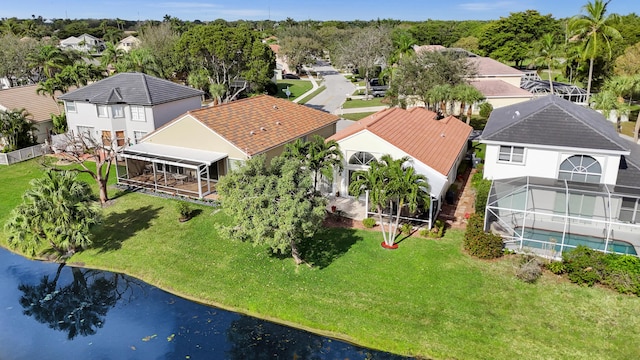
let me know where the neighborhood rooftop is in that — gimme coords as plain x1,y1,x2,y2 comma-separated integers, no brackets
480,95,630,152
58,72,204,106
0,85,68,123
186,95,340,156
328,107,473,176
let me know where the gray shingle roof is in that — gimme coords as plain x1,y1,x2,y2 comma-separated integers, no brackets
58,72,203,106
480,95,629,152
617,138,640,187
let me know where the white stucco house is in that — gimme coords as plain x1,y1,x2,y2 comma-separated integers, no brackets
479,95,640,257
59,34,105,53
328,107,473,228
116,35,141,52
58,72,203,148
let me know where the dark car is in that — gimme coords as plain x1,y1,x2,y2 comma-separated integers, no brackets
283,73,300,79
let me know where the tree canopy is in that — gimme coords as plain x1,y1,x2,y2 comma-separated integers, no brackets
216,155,327,265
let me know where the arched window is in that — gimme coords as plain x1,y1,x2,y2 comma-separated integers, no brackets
558,155,601,183
348,152,376,166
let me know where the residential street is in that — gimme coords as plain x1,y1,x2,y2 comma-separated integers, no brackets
302,60,356,114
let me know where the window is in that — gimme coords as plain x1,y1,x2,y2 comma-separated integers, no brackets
133,131,147,144
101,130,112,146
112,105,124,118
96,105,108,117
498,146,524,163
558,155,601,183
619,197,640,223
130,105,146,121
115,130,126,146
66,101,77,113
77,126,94,137
348,152,376,166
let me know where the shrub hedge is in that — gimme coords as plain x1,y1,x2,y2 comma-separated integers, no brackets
362,217,376,228
463,213,503,259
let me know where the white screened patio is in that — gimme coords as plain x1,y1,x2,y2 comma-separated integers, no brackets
117,143,227,199
484,176,640,259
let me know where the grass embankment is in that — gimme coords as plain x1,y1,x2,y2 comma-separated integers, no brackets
342,97,387,109
2,159,640,359
297,85,326,105
341,112,375,121
275,80,313,100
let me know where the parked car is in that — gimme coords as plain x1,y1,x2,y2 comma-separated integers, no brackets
367,78,388,97
283,73,300,80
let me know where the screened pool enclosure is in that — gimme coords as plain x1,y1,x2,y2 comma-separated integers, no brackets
485,177,640,258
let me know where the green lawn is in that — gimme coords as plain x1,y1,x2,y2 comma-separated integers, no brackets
2,159,640,359
342,97,387,109
341,112,375,121
275,80,313,100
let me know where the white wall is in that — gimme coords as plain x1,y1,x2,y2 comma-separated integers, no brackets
483,143,622,185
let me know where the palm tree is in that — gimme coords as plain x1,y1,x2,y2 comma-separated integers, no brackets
532,33,561,94
187,69,210,101
349,155,430,248
27,44,70,80
0,108,36,151
4,170,100,258
100,42,124,73
283,135,344,192
209,83,227,105
569,0,622,105
116,48,160,76
453,84,485,124
428,84,453,115
595,75,640,134
36,78,67,114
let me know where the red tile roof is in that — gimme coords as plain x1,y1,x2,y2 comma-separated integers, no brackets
188,95,340,156
0,85,65,123
468,56,524,77
328,107,472,176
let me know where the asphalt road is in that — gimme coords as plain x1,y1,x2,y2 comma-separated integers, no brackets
302,60,356,114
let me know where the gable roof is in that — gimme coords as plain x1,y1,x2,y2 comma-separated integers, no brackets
328,107,473,176
480,95,629,152
468,56,525,77
617,138,640,187
58,73,203,106
185,95,340,156
0,85,69,122
470,80,534,98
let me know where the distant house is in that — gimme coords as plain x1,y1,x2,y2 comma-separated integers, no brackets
479,95,640,257
116,95,340,198
59,34,105,53
0,85,67,144
116,35,140,52
328,107,473,228
58,72,203,148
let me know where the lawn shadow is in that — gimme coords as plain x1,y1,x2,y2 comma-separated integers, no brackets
297,227,363,269
92,205,161,253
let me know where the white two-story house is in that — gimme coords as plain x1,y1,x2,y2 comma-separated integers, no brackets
58,72,203,147
479,95,640,257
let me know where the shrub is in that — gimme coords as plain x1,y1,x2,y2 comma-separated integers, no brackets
604,270,640,295
362,217,376,228
177,201,193,221
545,261,566,275
473,178,491,215
400,223,413,235
562,246,606,286
479,102,493,118
463,214,503,259
516,255,543,283
421,219,445,238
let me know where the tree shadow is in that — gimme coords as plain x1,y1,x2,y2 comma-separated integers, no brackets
92,205,161,253
297,227,363,269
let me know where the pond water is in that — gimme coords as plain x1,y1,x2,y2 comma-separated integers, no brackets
0,248,412,360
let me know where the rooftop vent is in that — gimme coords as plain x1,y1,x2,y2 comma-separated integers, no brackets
250,131,255,135
276,121,282,125
273,105,278,109
260,127,266,131
440,133,445,137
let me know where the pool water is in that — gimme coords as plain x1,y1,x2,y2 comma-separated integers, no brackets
521,228,637,255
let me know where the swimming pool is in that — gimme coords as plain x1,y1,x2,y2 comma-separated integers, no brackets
520,228,637,255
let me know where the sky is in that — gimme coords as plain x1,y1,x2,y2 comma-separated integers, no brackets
4,0,639,22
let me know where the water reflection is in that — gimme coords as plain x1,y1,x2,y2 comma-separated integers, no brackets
0,249,412,359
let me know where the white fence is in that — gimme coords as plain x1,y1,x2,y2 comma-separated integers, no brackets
0,144,48,165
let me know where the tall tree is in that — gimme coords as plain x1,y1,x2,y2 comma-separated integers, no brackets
100,41,125,72
5,170,100,258
614,41,640,76
27,44,70,80
138,22,183,80
531,33,561,94
115,48,160,76
349,155,430,248
570,0,622,105
478,10,560,68
283,135,343,192
279,36,323,73
217,155,326,265
335,26,392,97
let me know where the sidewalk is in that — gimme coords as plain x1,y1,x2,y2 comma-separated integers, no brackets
292,66,320,104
